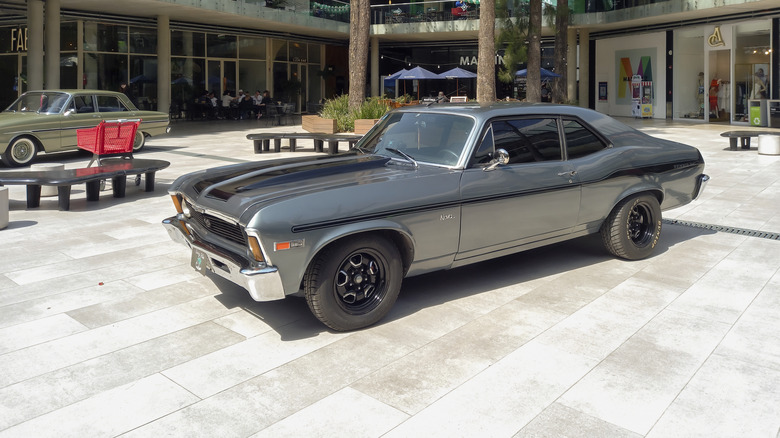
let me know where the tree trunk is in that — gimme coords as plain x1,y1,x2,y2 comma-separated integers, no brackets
553,4,569,104
476,0,496,103
348,0,370,111
526,0,542,103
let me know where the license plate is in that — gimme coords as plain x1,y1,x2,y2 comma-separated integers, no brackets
190,249,212,274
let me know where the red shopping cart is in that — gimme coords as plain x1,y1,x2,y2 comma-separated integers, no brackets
77,119,141,167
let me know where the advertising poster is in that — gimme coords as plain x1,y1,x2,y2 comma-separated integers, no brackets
615,49,655,106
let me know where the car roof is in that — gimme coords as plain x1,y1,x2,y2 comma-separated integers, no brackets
23,89,125,96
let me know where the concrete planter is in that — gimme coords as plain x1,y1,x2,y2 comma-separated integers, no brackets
302,115,337,134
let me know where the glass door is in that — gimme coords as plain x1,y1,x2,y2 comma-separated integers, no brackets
207,59,236,97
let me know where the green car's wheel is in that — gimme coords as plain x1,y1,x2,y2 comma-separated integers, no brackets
2,137,38,167
133,130,146,152
304,235,403,331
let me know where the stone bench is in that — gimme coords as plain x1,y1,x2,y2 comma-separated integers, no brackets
246,132,363,155
720,130,780,150
0,158,170,211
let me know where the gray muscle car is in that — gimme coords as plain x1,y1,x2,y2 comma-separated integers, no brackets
163,103,708,331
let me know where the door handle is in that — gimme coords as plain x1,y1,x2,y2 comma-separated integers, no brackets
557,170,577,177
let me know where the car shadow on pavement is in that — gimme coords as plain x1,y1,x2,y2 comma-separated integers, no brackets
204,222,715,340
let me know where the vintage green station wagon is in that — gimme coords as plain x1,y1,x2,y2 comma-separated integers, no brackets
0,90,170,167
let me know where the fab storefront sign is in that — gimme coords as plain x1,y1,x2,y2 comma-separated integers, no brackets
9,27,27,52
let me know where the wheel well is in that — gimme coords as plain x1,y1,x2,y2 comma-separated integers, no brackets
306,230,414,279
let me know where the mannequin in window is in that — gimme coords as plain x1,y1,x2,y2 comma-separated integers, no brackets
751,68,767,99
709,77,720,117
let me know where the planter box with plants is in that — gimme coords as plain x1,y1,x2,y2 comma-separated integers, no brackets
302,115,337,134
315,95,391,134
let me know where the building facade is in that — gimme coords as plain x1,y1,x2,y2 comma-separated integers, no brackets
0,0,778,125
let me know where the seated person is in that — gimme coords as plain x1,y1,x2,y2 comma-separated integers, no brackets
238,94,254,120
255,90,273,119
436,91,448,103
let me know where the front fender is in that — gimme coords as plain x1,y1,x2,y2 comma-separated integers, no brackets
266,219,416,296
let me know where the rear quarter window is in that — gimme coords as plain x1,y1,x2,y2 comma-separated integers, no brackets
563,119,607,159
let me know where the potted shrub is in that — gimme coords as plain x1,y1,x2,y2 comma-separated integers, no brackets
353,97,391,135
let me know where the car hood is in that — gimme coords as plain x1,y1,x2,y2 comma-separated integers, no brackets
174,153,458,223
0,112,47,132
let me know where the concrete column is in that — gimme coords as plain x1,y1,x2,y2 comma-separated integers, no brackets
578,28,590,109
45,0,60,89
27,0,44,90
370,36,379,97
567,28,577,105
157,15,171,114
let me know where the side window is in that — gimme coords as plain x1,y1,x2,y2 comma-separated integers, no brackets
492,118,561,164
73,95,94,113
563,119,607,159
96,95,129,112
470,126,494,166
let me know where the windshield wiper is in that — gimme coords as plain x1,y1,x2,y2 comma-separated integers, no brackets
385,148,418,168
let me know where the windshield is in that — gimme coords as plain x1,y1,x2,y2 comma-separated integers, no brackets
358,112,475,167
4,92,71,114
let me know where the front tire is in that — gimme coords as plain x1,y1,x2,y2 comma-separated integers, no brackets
132,130,146,152
304,235,403,331
2,137,38,167
601,194,662,260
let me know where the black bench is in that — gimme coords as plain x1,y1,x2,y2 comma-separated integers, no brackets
0,158,170,211
246,133,363,155
720,130,780,150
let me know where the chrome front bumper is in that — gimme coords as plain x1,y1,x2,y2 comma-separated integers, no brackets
162,216,285,301
693,174,710,200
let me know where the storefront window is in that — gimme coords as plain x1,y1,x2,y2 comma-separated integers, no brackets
84,23,128,53
60,53,78,89
272,39,288,62
171,57,205,108
129,26,157,54
238,36,266,59
130,55,157,109
61,22,77,51
83,53,127,91
172,31,205,57
309,43,321,64
239,60,267,94
673,27,705,120
207,33,237,58
734,20,770,123
290,41,307,62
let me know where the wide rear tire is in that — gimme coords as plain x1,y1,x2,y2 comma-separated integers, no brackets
601,194,662,260
304,235,403,331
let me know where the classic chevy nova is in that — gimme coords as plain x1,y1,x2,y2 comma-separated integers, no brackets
163,103,708,331
1,90,170,167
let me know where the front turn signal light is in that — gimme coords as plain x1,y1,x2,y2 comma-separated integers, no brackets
171,194,183,214
247,236,265,262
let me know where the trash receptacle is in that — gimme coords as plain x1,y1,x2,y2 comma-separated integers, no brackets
748,99,767,127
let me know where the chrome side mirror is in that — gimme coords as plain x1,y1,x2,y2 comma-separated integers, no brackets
484,148,509,172
64,109,75,117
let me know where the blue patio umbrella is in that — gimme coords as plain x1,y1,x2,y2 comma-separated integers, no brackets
439,67,476,96
515,68,561,79
398,66,441,99
383,68,408,88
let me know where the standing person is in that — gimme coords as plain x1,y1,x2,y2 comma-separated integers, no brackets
119,82,137,107
222,90,236,119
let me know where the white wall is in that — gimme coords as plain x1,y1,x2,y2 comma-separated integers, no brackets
594,32,666,119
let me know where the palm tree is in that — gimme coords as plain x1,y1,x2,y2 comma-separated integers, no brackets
526,0,541,102
477,0,496,103
348,0,370,111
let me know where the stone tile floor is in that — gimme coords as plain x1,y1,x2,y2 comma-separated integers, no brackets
0,116,778,437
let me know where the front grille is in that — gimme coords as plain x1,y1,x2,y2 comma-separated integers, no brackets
186,201,246,246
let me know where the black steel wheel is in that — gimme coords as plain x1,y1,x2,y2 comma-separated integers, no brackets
304,235,403,331
601,194,662,260
2,137,38,167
